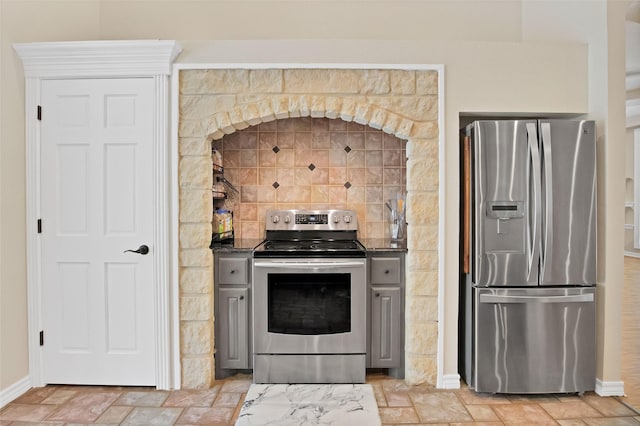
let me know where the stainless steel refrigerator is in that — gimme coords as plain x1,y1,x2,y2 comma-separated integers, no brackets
459,119,596,394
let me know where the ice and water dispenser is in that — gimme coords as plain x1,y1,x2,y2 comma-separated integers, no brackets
484,201,525,253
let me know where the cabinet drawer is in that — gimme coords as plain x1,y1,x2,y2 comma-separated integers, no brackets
218,258,249,285
371,257,401,284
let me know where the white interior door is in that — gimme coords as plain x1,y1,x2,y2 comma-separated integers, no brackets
40,78,156,385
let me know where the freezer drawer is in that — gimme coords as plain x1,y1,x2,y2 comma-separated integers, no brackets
471,287,595,394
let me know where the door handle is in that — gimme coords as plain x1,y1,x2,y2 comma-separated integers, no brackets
479,293,594,304
124,245,149,255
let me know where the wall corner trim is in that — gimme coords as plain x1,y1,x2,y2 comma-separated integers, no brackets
595,378,625,397
438,374,461,389
0,376,32,409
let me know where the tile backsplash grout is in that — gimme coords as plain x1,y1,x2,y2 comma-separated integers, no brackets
213,117,407,240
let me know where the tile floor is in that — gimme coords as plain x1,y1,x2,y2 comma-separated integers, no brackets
1,257,638,426
1,374,638,425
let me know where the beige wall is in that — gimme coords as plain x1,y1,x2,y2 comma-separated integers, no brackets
0,0,625,395
0,0,102,392
521,0,628,388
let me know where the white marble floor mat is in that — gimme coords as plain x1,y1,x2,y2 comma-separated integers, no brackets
235,384,381,426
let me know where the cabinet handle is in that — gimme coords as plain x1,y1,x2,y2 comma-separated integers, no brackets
375,293,380,297
230,270,235,274
385,270,390,274
239,295,244,300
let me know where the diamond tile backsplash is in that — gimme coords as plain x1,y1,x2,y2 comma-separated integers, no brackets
213,117,406,240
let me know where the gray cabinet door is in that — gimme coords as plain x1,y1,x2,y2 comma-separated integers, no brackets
217,287,249,369
370,287,401,368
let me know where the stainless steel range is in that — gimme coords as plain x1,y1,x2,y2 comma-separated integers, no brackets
252,209,367,384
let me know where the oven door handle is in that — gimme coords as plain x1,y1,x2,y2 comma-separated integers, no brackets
253,261,364,269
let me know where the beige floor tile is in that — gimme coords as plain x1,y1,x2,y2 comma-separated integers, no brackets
540,401,603,419
370,382,388,407
378,407,420,424
0,404,57,422
492,403,557,424
115,391,169,407
120,407,183,425
163,387,221,407
385,390,413,407
10,387,57,404
465,404,501,422
410,391,473,423
41,389,78,405
220,377,252,393
213,392,242,407
176,406,235,425
582,395,638,417
380,379,415,393
556,420,588,425
46,392,121,423
231,395,245,424
95,405,134,424
583,418,640,425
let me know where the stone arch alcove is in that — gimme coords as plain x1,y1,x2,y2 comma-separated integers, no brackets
178,68,440,388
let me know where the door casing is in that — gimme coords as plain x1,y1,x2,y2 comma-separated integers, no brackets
14,40,182,390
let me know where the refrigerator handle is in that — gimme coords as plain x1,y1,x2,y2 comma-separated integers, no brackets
540,122,553,278
525,123,542,282
479,293,594,304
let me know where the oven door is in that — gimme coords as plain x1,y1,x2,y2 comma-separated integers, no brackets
252,258,366,354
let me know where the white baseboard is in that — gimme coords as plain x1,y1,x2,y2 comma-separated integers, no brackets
438,373,461,389
0,376,31,409
595,379,625,397
624,251,640,258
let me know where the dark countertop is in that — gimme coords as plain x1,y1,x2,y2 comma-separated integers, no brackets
210,237,407,253
210,238,262,252
360,238,407,252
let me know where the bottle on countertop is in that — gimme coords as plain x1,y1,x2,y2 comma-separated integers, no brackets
214,209,233,235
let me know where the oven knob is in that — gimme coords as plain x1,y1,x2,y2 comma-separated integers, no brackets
344,215,352,223
333,216,340,223
272,215,280,223
283,215,291,223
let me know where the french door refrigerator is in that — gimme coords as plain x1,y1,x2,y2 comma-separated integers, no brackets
460,119,596,394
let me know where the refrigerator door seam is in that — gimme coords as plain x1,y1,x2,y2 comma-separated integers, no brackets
540,122,554,280
525,122,542,283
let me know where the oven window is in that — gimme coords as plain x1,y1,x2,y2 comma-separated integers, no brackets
268,273,351,335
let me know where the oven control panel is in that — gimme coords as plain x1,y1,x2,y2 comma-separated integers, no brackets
295,213,328,225
265,209,358,231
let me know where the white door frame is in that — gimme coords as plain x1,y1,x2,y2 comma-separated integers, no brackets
14,40,182,390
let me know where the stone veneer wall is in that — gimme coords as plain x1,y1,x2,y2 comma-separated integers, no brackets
178,69,440,388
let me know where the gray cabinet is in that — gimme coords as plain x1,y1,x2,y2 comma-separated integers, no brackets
370,287,402,368
214,252,251,374
217,287,249,369
368,253,405,377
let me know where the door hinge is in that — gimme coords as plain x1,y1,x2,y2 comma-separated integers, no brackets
37,219,42,234
39,331,44,346
37,105,42,121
